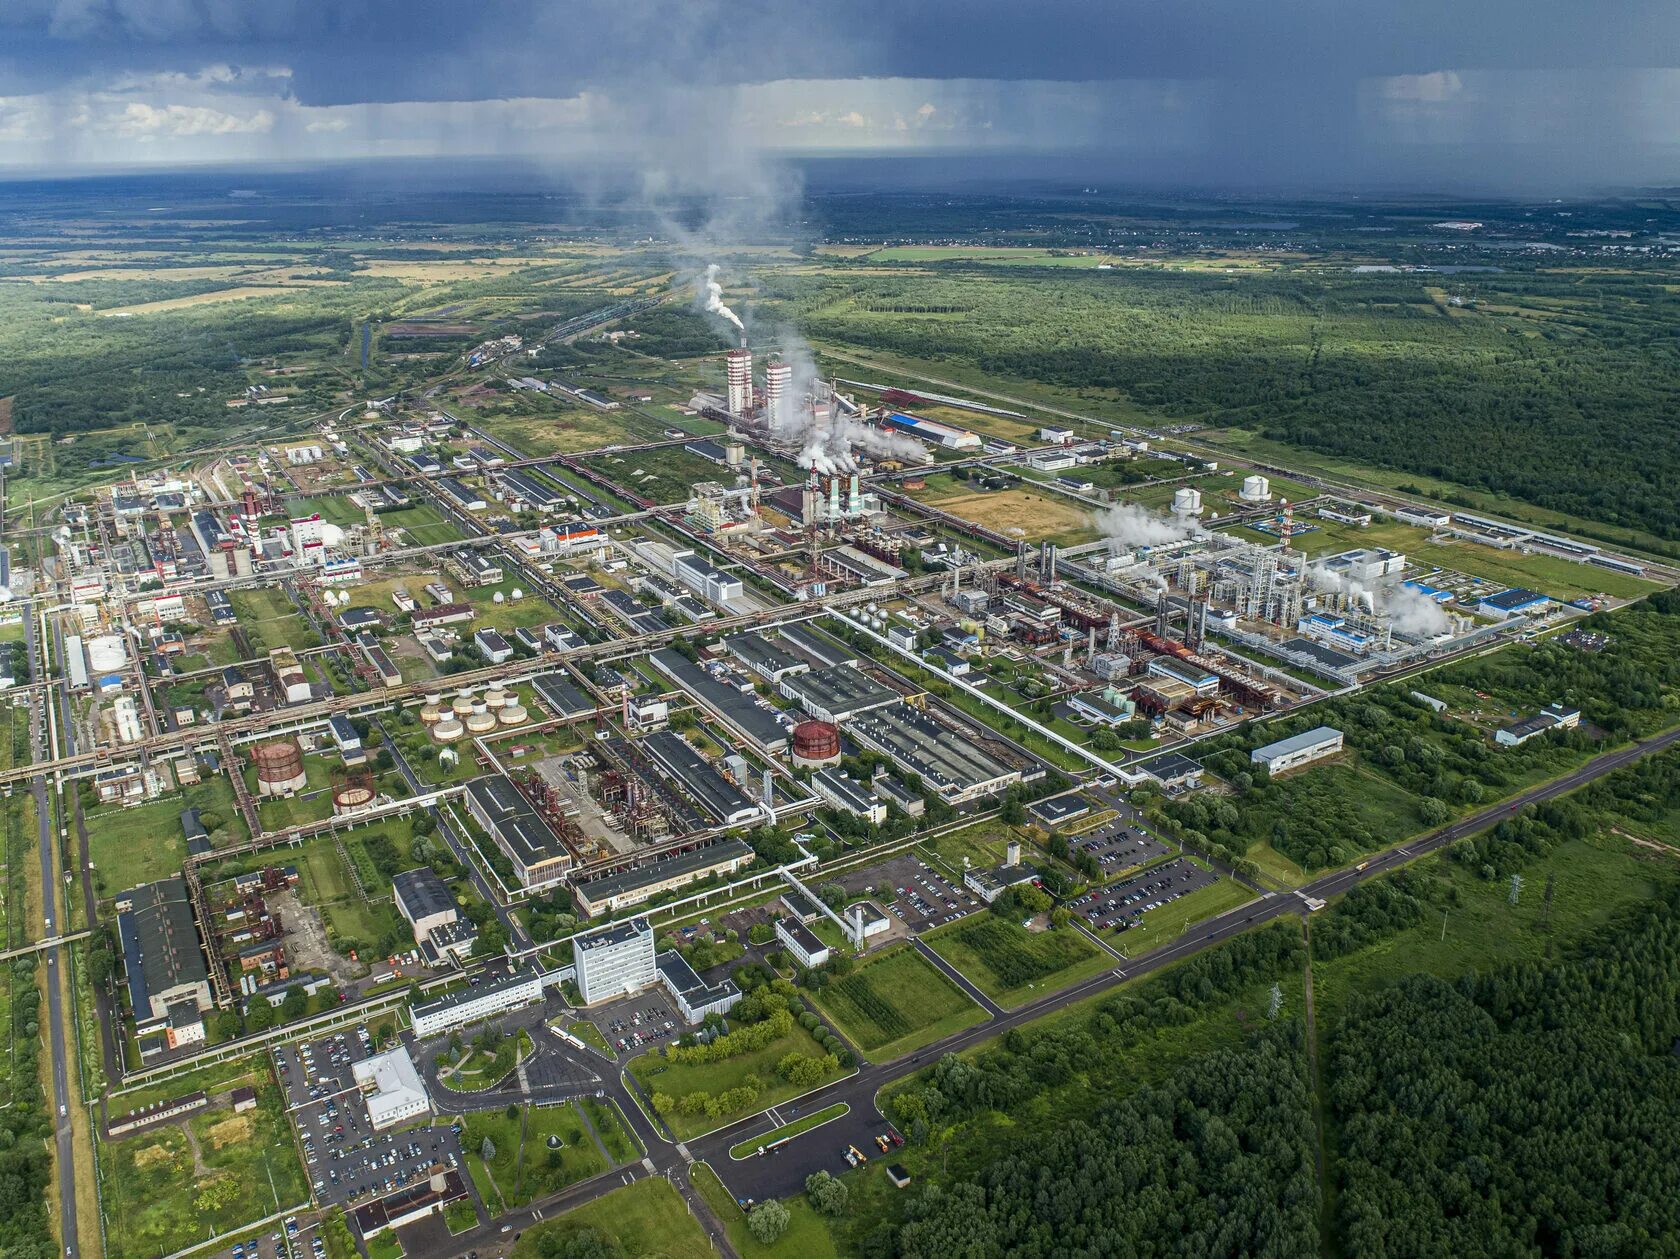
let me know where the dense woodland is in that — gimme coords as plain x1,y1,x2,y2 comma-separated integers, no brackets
789,263,1680,542
1330,887,1680,1256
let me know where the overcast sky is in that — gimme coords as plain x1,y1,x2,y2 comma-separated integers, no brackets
1,0,1677,189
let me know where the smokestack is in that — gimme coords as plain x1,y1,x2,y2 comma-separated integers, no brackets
828,476,841,523
726,348,753,417
848,474,861,517
765,356,790,429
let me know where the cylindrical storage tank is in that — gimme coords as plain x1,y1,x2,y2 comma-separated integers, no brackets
791,720,842,768
419,704,443,725
432,718,464,743
498,704,527,725
1172,486,1203,516
451,693,476,717
466,709,496,734
87,635,127,673
424,692,443,707
1240,474,1270,502
332,783,376,816
252,738,307,797
485,687,507,709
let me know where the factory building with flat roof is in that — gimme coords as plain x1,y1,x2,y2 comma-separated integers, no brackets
724,632,810,684
640,730,764,827
778,664,900,724
649,648,790,753
777,623,857,670
462,775,573,889
571,839,756,917
656,950,741,1023
849,703,1021,804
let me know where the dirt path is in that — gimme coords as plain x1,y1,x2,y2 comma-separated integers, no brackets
180,1120,211,1178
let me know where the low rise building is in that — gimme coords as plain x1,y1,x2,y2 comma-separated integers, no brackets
1495,702,1582,747
1250,726,1344,773
571,839,755,917
409,967,546,1039
463,775,573,889
393,868,478,964
352,1046,431,1130
775,917,831,969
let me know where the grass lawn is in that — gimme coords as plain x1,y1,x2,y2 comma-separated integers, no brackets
461,577,566,632
629,1024,847,1141
379,501,464,547
1408,539,1659,602
917,817,1023,876
692,1162,841,1259
579,1095,641,1164
443,1198,478,1234
730,1103,850,1159
511,1177,714,1259
913,484,1097,546
244,753,344,832
809,945,987,1061
458,1102,606,1211
437,1029,534,1093
1109,870,1258,957
86,777,246,896
924,917,1110,1008
365,1233,403,1259
100,1066,307,1259
228,587,320,653
1243,839,1311,890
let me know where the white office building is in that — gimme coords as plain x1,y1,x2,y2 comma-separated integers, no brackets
409,968,546,1039
1250,726,1344,774
574,918,657,1005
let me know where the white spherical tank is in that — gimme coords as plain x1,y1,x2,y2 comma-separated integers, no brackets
492,591,505,604
510,588,524,601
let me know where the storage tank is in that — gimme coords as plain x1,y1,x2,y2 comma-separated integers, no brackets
419,703,443,725
424,691,443,707
432,718,464,743
332,781,376,816
451,692,476,718
465,707,497,735
1240,475,1271,502
498,703,527,726
87,635,126,673
791,720,842,768
252,738,307,797
1172,487,1203,516
485,687,507,709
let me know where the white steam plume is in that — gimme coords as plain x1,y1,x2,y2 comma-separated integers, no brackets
1097,503,1203,552
1305,563,1451,638
698,262,743,334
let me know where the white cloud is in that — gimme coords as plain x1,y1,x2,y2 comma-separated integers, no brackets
103,101,274,137
304,115,349,133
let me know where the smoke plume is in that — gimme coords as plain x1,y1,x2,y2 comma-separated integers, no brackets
698,262,743,334
1305,563,1452,639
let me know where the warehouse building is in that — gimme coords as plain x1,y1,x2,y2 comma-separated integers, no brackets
1478,587,1551,618
352,1046,431,1130
463,775,573,889
1145,657,1220,697
1250,726,1344,774
115,876,213,1051
1496,702,1582,747
410,967,547,1039
532,672,595,721
571,839,755,917
641,730,764,827
673,551,744,604
575,918,657,1004
778,664,899,724
849,704,1021,804
393,868,478,964
1320,547,1406,583
725,632,811,684
778,623,856,670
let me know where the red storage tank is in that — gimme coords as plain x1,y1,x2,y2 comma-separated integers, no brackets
791,720,841,768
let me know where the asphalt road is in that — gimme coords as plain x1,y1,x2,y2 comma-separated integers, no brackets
26,610,79,1256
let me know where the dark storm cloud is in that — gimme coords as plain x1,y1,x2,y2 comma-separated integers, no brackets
3,0,1678,103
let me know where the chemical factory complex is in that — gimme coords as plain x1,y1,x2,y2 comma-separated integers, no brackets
14,308,1671,1259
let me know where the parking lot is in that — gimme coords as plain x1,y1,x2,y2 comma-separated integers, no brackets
835,854,982,932
1071,819,1173,878
1072,857,1219,932
586,991,682,1058
276,1026,465,1209
207,1213,320,1259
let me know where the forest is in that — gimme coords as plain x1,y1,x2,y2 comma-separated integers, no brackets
786,262,1680,541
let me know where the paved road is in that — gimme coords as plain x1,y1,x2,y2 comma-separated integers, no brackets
26,610,79,1256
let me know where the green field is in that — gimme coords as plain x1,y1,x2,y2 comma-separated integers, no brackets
693,1162,841,1259
729,1102,851,1159
809,945,987,1060
924,917,1110,1007
512,1176,715,1259
457,1101,608,1210
629,1020,848,1140
84,775,244,896
438,1029,533,1093
228,586,321,653
377,501,464,547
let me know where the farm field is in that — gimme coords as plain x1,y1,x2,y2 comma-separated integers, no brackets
808,944,987,1060
911,484,1097,546
925,917,1111,1007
